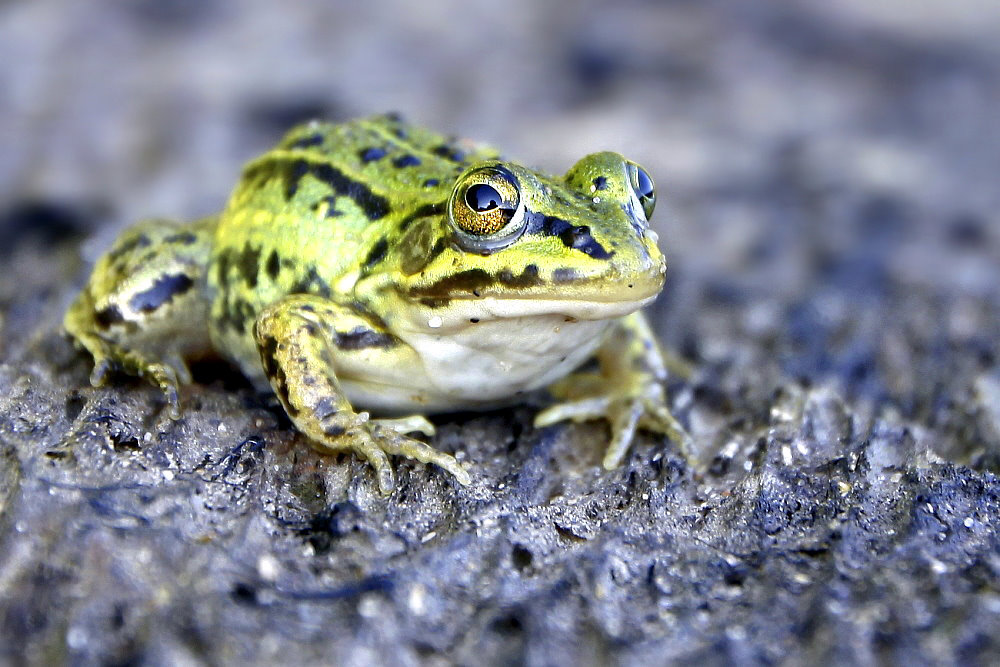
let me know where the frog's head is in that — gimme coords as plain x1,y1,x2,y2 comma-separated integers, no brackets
395,152,666,324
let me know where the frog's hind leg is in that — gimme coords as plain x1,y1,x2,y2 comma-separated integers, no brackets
64,217,217,416
252,294,469,494
534,312,692,469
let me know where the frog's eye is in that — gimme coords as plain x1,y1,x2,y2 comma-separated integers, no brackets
626,162,656,221
449,166,526,252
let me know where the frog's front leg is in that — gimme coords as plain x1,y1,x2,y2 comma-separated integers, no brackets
253,295,470,494
534,312,692,469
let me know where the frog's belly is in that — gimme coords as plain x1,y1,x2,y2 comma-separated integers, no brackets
341,314,617,414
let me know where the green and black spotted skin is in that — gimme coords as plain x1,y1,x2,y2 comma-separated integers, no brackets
210,113,665,409
66,113,677,491
208,114,502,390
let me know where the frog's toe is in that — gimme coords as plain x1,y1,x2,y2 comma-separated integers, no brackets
353,435,396,495
163,353,193,385
534,396,613,428
603,393,692,468
602,399,645,469
371,415,437,437
143,363,182,419
640,400,693,458
89,357,115,387
370,424,471,487
335,422,469,494
535,394,646,469
535,387,691,469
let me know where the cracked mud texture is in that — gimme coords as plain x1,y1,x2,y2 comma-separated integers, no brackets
2,1,1000,665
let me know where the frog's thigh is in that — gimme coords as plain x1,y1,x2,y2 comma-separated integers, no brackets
64,217,216,416
535,312,691,468
252,295,469,493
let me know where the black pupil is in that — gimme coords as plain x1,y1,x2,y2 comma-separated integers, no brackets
635,168,654,199
466,184,502,212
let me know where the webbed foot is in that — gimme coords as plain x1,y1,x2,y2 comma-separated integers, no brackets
535,372,690,468
534,312,692,468
71,330,186,419
318,415,468,494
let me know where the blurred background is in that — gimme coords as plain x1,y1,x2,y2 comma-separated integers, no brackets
4,0,998,451
2,2,1000,663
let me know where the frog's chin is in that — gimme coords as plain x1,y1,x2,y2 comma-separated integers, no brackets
403,293,658,332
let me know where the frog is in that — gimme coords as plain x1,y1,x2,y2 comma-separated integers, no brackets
64,113,689,494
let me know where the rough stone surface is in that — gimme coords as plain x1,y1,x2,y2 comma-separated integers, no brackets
2,1,999,665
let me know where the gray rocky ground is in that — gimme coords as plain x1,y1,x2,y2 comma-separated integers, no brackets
1,1,999,665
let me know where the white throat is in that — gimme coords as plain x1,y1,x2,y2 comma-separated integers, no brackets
397,312,617,407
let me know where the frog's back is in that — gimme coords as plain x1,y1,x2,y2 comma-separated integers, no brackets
208,114,498,378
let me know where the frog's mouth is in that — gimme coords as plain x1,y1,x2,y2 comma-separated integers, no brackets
403,246,665,320
437,292,659,324
400,262,664,331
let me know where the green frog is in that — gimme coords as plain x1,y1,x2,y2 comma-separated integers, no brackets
64,113,688,493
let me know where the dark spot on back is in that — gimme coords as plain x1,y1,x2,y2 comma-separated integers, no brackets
360,147,387,163
165,231,198,245
289,266,331,298
265,250,281,280
238,245,261,287
273,158,391,220
215,248,232,283
593,176,607,190
423,178,440,188
284,160,310,199
108,234,151,262
312,163,390,220
289,133,324,150
363,238,389,270
128,274,194,313
432,144,465,163
392,154,421,168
